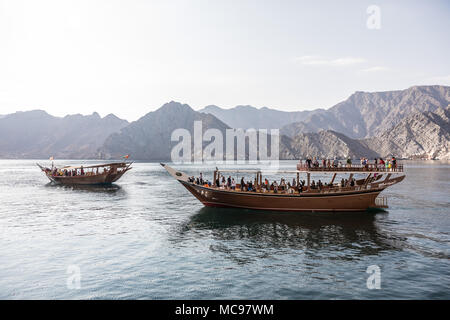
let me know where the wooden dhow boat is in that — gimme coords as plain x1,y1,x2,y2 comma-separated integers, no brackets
161,162,405,212
37,162,132,185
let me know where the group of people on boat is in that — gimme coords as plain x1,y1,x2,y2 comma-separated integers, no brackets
188,172,362,195
300,156,398,170
46,165,113,177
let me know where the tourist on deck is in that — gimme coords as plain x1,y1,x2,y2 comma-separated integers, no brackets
199,173,204,185
306,157,312,168
313,159,319,168
333,158,339,168
346,158,352,168
350,178,355,187
227,176,231,189
273,181,278,193
261,183,267,193
231,178,236,190
280,178,286,191
287,184,294,194
240,177,245,191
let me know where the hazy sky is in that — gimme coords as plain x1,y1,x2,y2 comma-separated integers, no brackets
0,0,449,121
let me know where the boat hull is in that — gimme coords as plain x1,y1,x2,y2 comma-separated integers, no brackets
180,181,383,212
46,170,128,185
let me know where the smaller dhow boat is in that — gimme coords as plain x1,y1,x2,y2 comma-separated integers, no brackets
37,162,132,185
161,160,405,212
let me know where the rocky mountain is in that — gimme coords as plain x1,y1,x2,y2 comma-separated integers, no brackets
1,85,448,160
100,101,231,160
362,107,450,159
0,110,128,159
279,107,450,160
281,130,379,160
199,105,320,130
203,86,450,139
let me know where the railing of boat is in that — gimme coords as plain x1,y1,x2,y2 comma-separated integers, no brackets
297,163,403,172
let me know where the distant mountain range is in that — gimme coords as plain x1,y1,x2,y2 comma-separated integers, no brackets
0,110,128,159
0,85,449,160
202,85,450,139
198,105,318,131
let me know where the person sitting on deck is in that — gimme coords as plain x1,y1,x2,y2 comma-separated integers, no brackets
261,183,267,193
313,159,319,167
287,183,294,194
280,179,286,192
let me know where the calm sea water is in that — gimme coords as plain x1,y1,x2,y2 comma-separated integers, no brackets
0,160,449,299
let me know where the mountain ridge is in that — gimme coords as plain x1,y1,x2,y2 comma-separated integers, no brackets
0,85,449,160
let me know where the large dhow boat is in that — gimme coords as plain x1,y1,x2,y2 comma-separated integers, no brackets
37,162,132,185
161,161,405,212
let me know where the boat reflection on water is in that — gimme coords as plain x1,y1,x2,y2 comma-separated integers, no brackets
44,182,123,194
176,207,406,262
